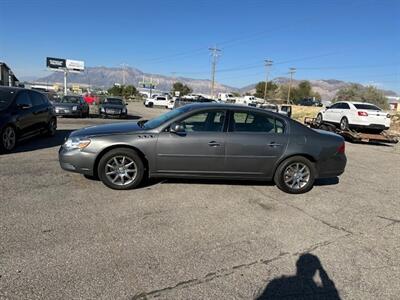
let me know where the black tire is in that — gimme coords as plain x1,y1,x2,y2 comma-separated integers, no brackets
97,148,144,190
274,156,316,194
316,113,323,126
147,102,154,108
339,117,349,131
0,125,17,152
46,118,57,137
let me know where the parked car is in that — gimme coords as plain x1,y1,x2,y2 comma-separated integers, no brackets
54,95,89,118
173,96,215,109
59,103,346,194
99,97,127,118
0,87,57,152
316,101,391,133
145,95,170,108
217,93,237,103
297,98,323,107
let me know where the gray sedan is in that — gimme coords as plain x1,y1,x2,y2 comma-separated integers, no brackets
59,104,346,194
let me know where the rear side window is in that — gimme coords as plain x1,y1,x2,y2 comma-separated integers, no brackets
16,91,32,107
354,104,381,111
231,111,284,134
30,91,46,106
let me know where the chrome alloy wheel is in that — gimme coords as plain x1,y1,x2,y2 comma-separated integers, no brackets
283,162,310,190
105,156,137,186
2,127,16,150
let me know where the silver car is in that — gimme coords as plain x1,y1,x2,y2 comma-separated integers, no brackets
59,103,346,194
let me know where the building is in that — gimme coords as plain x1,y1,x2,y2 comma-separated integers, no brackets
0,62,19,87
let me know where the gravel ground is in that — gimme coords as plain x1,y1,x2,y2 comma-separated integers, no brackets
0,102,399,299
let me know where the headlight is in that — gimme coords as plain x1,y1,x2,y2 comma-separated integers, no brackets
64,137,91,150
122,108,127,113
72,106,78,111
100,107,105,112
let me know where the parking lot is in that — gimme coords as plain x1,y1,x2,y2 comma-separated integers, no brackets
1,102,399,299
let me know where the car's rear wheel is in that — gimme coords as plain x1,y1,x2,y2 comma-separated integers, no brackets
340,117,349,131
1,125,17,152
98,148,144,190
147,102,153,108
274,156,315,194
46,118,57,137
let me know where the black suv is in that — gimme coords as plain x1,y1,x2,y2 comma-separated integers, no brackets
0,87,57,152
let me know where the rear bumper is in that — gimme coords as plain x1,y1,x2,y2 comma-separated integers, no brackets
58,147,96,176
351,124,389,130
317,154,347,178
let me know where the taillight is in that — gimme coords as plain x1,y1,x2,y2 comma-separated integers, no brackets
337,142,345,154
358,111,368,116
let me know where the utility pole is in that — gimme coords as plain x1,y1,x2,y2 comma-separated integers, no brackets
121,63,127,85
63,69,68,96
209,46,221,99
263,59,273,102
287,67,296,104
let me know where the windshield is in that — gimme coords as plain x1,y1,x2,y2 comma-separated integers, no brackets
354,103,381,111
143,106,189,129
61,96,81,104
0,90,16,111
105,98,123,105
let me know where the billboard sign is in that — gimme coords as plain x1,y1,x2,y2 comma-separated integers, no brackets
46,57,66,70
66,59,84,72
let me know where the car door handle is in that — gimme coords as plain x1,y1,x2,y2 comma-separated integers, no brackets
268,142,282,147
208,141,221,147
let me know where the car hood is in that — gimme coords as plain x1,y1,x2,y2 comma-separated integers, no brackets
70,121,143,137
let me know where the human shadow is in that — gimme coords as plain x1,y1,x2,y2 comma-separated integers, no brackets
256,253,341,300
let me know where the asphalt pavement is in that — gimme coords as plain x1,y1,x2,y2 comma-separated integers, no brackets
0,102,399,299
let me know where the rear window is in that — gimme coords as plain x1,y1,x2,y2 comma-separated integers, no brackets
354,104,381,111
61,96,81,104
0,90,17,110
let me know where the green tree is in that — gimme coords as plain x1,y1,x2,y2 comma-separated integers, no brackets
334,84,388,109
254,81,278,99
172,82,192,96
107,85,137,99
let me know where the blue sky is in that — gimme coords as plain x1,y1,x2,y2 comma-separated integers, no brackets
1,0,399,92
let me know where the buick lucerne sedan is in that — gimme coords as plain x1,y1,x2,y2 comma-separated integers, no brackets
59,104,346,194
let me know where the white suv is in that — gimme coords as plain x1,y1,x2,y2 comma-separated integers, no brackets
316,101,391,133
145,96,172,108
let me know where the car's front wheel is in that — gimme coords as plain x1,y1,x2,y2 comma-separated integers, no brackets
316,113,323,125
98,148,144,190
0,125,17,152
274,156,316,194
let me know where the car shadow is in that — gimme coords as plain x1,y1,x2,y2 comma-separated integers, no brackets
87,114,142,120
140,177,339,189
255,253,341,300
3,129,74,155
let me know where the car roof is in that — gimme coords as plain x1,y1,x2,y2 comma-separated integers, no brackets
0,86,29,92
181,103,286,116
337,101,376,105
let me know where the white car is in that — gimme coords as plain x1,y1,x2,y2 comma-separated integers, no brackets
316,101,391,133
145,96,171,108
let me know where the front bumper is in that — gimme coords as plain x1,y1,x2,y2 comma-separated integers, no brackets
99,111,127,118
58,146,97,176
55,109,82,117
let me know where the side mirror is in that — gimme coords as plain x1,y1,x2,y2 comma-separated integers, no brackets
325,105,331,109
170,122,185,134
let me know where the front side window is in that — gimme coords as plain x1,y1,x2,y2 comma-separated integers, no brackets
329,103,341,109
231,111,284,134
180,110,226,132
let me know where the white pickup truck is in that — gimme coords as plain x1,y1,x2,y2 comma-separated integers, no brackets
235,96,264,106
145,95,173,108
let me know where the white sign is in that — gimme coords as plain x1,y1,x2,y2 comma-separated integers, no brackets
66,59,85,71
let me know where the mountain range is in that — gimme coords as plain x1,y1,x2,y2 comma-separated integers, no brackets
34,66,398,100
